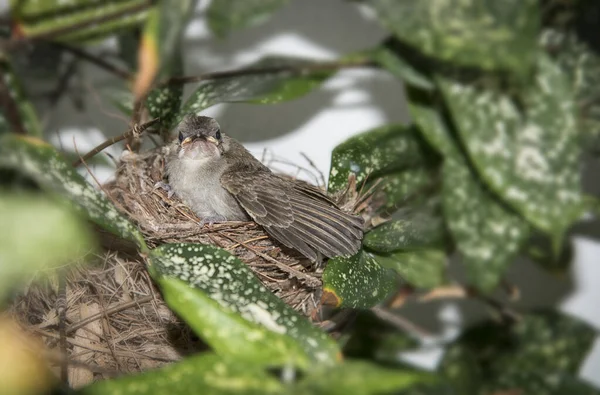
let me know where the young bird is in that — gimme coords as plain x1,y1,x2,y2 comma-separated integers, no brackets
165,115,364,261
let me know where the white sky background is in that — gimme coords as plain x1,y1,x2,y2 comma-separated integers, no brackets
9,0,599,386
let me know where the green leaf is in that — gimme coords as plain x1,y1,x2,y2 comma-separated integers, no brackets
151,243,340,367
177,56,335,123
526,233,574,274
10,0,150,42
441,311,599,395
368,46,433,90
134,0,197,98
322,251,397,308
438,55,583,238
328,124,432,194
293,360,439,395
362,0,539,75
79,353,284,395
0,193,96,302
408,99,529,292
374,249,445,289
0,57,42,137
101,83,135,117
363,210,446,253
207,0,289,37
0,135,148,251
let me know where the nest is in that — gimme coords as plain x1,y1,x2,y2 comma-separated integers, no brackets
10,147,368,385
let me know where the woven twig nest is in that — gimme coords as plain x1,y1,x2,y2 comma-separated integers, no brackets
11,147,367,384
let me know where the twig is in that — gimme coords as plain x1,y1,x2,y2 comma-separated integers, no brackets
65,296,154,336
72,117,159,167
371,306,433,337
218,232,321,287
57,272,68,383
161,59,377,87
53,43,132,80
300,152,326,188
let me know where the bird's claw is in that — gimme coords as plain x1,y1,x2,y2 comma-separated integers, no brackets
154,181,175,199
199,215,227,227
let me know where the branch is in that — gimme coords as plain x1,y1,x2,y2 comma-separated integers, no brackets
72,117,159,167
52,43,132,80
160,59,378,87
0,70,27,134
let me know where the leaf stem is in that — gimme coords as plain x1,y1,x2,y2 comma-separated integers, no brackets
72,117,159,167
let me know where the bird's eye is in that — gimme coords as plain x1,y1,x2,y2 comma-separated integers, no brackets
215,130,221,140
178,131,184,143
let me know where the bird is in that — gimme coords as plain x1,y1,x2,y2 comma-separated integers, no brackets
163,115,364,261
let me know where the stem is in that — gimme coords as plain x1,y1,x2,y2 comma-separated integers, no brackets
0,70,27,134
53,43,132,80
161,59,378,87
72,117,159,167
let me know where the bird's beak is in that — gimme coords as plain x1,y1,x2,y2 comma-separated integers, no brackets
206,136,219,146
181,137,193,146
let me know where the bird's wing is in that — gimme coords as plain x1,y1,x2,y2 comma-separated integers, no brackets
221,169,364,261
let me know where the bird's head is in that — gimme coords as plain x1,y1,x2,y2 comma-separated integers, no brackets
175,115,225,160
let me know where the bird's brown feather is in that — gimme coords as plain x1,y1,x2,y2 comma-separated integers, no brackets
221,169,364,261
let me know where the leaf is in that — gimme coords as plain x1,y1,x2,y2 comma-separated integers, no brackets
526,233,574,274
368,46,433,90
367,168,435,213
408,98,529,292
442,158,529,292
328,124,432,194
207,0,289,37
0,57,42,137
362,0,539,75
10,0,150,43
134,0,197,99
177,56,336,124
374,249,446,289
101,84,135,117
0,135,148,251
293,360,439,395
79,353,284,395
322,251,397,308
441,311,599,395
363,210,446,253
438,55,583,238
0,193,96,303
151,243,340,367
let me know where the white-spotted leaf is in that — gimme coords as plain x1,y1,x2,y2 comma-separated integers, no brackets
408,99,529,292
328,125,432,194
151,243,340,367
362,0,539,76
177,56,334,124
438,55,583,237
373,249,446,289
441,311,599,395
0,135,148,251
322,251,397,308
80,353,284,394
